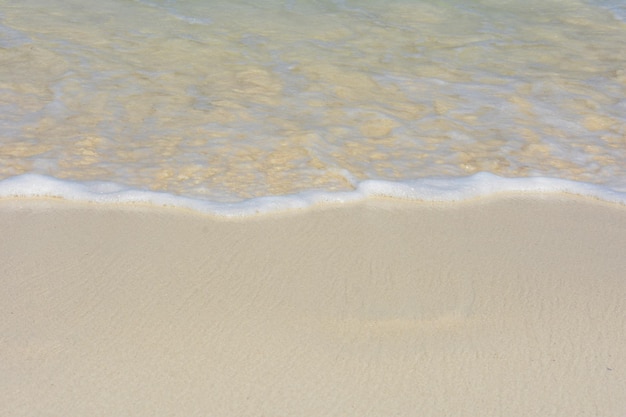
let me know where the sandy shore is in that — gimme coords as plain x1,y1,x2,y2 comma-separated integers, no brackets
1,195,625,416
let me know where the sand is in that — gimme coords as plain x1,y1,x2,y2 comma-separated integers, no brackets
1,194,625,416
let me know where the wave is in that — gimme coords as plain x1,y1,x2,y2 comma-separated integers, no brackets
1,173,624,217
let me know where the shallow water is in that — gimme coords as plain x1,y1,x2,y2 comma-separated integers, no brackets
1,0,625,212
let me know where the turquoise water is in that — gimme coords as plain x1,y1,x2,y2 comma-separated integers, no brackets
1,0,625,212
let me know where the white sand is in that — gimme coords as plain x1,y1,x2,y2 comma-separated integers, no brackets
1,195,625,416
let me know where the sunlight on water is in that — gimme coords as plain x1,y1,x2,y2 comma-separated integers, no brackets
1,0,625,203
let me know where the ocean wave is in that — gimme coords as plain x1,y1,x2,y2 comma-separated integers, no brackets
1,173,624,217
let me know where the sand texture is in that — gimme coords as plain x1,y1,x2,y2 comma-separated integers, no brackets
1,195,625,416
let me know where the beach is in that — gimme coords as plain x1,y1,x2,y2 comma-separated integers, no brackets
2,194,625,416
2,1,626,413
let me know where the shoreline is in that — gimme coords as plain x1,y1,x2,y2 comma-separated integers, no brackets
3,172,626,217
2,194,625,416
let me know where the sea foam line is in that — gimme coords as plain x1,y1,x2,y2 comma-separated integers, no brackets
0,173,624,217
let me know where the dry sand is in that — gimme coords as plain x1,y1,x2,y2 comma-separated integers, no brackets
1,195,625,416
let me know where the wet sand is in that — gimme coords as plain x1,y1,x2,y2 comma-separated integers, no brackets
1,195,625,416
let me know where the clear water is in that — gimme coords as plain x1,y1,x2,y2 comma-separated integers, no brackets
1,0,625,213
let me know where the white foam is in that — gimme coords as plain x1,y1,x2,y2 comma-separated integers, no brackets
1,173,624,217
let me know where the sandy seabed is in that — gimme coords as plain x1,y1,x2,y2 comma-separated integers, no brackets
1,195,625,416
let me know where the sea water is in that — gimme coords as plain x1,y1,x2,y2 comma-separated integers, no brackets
1,0,625,215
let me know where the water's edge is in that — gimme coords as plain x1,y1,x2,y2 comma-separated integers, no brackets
1,173,624,217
